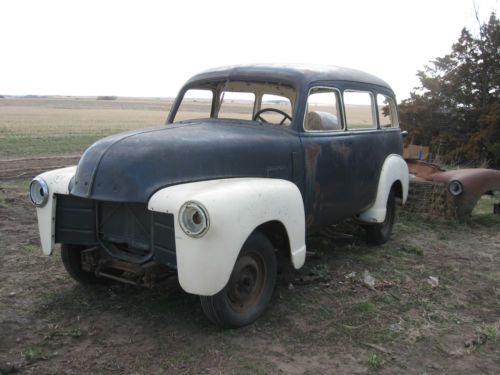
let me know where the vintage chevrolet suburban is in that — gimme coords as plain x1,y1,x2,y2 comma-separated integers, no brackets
30,65,409,327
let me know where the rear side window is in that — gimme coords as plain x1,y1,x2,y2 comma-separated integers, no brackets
343,91,375,130
174,89,213,122
377,94,398,128
304,87,343,132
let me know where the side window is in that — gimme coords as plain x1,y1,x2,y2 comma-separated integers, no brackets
174,89,213,122
218,92,255,120
377,94,398,128
343,90,376,130
304,87,343,132
260,94,293,125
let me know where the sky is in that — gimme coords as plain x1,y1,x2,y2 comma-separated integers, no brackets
0,0,498,101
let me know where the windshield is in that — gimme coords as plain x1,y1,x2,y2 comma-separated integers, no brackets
173,80,296,126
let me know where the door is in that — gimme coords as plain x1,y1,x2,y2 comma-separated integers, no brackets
300,86,358,230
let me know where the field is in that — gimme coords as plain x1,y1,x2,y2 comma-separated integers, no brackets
1,97,500,374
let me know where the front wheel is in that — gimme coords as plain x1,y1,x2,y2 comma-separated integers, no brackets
364,187,396,245
61,244,105,284
200,231,277,328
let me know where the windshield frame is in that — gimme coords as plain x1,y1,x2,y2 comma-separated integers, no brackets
167,77,299,128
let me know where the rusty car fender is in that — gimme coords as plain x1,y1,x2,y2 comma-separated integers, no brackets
431,168,500,218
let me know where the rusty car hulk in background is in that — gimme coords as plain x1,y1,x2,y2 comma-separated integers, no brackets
29,64,409,328
407,159,500,220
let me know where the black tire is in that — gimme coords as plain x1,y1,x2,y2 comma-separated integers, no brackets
200,231,277,328
365,187,396,245
61,244,104,284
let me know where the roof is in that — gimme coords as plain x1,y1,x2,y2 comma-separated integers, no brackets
185,64,393,91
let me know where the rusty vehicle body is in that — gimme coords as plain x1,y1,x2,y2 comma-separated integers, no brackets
30,64,410,328
407,159,500,219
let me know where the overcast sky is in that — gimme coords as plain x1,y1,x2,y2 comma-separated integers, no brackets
0,0,498,101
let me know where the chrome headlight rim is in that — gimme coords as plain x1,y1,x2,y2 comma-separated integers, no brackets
178,201,210,238
448,180,463,196
29,177,49,207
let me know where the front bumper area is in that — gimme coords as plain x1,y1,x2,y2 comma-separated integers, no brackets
55,194,177,269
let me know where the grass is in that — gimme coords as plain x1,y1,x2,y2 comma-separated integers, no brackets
21,244,39,253
22,347,49,363
470,194,500,226
478,321,500,345
2,96,500,374
352,302,376,314
367,353,385,369
0,97,170,157
0,134,107,157
44,327,83,340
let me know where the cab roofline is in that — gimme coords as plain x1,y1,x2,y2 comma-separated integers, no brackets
184,64,393,92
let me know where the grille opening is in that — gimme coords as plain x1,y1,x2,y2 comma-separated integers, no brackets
55,194,176,268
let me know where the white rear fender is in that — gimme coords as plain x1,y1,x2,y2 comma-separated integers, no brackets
148,178,306,296
33,166,77,255
358,154,409,223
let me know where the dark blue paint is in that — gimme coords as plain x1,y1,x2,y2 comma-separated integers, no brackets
70,65,404,233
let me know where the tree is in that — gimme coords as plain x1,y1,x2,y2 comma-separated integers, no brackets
400,12,500,167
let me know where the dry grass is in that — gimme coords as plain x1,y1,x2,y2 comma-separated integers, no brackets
0,97,171,136
0,97,499,373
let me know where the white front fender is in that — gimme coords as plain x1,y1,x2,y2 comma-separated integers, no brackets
33,166,77,255
148,178,306,296
358,154,409,223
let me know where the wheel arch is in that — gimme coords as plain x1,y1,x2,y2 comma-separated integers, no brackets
358,154,409,223
253,220,293,270
392,179,403,201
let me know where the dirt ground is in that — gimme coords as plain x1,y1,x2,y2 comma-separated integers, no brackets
0,157,499,374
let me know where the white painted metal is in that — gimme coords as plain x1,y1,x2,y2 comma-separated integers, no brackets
148,178,306,296
33,166,77,255
358,154,409,223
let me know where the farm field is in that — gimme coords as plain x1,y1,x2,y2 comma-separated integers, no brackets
0,97,499,374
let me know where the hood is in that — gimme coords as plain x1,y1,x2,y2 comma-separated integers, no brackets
70,121,298,202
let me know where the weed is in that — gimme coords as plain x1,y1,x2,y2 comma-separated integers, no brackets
309,264,330,279
22,347,48,363
367,353,385,370
21,244,39,253
45,327,82,340
353,302,375,314
478,321,500,344
380,294,398,305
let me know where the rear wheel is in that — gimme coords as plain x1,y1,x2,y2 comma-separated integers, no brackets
365,187,396,245
61,244,104,284
200,231,277,328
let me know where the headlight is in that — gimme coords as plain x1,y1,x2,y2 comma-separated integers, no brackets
448,180,463,196
29,177,49,207
179,201,210,238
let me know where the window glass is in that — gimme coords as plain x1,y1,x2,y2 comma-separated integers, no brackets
218,92,255,120
260,94,293,125
343,91,375,130
174,89,213,122
304,88,343,131
377,94,398,128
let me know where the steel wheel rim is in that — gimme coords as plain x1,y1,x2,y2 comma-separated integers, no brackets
227,252,266,313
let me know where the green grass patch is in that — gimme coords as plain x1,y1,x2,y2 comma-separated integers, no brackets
367,353,385,370
22,347,49,363
0,134,107,157
21,244,39,253
473,193,500,215
44,327,83,340
352,302,375,314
